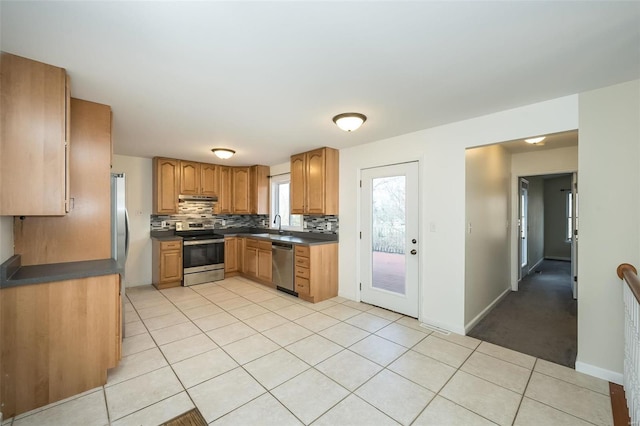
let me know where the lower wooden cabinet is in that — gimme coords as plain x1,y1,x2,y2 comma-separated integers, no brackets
244,238,272,283
152,238,183,289
0,274,121,417
225,237,239,273
295,244,338,303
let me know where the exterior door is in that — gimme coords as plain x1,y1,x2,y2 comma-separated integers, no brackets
519,178,529,279
360,162,419,317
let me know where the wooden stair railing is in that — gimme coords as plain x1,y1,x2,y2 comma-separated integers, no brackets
615,263,639,426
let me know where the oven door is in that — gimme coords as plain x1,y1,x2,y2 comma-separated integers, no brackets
183,239,225,271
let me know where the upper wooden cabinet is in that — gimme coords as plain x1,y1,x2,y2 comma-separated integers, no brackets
250,165,270,215
153,158,180,214
217,166,233,214
290,147,339,215
180,161,201,195
201,163,219,196
180,161,218,197
233,167,251,214
0,52,70,215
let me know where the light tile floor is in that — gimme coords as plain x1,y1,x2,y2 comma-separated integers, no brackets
3,276,614,426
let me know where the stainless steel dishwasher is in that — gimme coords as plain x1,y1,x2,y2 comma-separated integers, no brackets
272,242,295,295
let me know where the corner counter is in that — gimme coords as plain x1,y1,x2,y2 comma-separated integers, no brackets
0,255,122,417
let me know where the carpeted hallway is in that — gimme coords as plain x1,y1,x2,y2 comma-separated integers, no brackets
468,260,577,368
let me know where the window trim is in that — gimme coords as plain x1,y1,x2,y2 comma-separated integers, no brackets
270,174,303,232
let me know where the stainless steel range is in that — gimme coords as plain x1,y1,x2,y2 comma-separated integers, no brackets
175,221,225,286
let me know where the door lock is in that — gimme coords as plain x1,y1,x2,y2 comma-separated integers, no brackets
410,249,417,255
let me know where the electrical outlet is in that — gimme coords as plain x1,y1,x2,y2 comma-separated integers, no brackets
161,220,167,228
326,222,332,231
303,221,308,229
221,219,226,226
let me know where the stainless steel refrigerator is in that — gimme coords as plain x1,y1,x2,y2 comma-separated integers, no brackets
111,173,129,335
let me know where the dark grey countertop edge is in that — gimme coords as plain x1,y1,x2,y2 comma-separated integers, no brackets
1,255,122,289
151,227,338,246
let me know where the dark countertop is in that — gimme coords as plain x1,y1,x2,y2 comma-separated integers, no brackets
0,255,122,289
151,228,338,246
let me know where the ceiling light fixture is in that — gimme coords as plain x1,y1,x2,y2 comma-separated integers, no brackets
211,148,235,159
525,136,546,144
332,112,367,132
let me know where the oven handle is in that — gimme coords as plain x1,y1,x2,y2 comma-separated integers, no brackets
183,239,225,246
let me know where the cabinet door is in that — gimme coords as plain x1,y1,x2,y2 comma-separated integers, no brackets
250,165,270,215
201,163,218,196
153,158,180,214
180,161,201,195
233,167,251,214
257,249,272,282
290,153,306,214
245,246,257,277
217,166,232,214
160,250,182,283
0,53,68,215
306,148,326,214
224,237,238,272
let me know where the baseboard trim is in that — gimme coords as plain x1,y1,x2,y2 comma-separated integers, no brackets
419,317,466,336
575,361,623,385
464,287,511,334
527,257,544,274
544,256,571,262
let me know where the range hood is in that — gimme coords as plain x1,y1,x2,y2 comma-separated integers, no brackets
178,194,218,202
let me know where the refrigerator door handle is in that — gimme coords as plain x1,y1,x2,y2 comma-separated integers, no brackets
124,208,130,259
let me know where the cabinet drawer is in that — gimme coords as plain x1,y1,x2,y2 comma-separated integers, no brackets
295,256,310,268
161,240,182,250
246,239,260,249
257,241,272,251
295,266,310,279
295,277,310,295
295,245,310,257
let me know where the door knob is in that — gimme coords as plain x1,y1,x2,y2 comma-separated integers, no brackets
411,239,417,244
410,249,417,255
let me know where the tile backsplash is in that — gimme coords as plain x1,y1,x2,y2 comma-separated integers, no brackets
150,201,338,234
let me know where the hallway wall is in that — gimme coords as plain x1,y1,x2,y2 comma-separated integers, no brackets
544,175,572,260
524,176,545,273
577,79,640,381
465,144,510,326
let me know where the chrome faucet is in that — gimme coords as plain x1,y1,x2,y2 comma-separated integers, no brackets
273,214,283,233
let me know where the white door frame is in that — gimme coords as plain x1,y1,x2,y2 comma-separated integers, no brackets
358,161,421,318
519,178,529,280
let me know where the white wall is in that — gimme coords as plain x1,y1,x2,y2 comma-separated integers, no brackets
0,217,13,264
339,95,578,334
525,176,544,271
111,155,153,287
464,144,510,327
510,146,578,289
576,80,640,382
543,175,572,260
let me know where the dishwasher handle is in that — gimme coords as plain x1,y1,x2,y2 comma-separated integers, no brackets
272,242,293,250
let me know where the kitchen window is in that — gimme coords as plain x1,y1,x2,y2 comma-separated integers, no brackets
271,174,303,231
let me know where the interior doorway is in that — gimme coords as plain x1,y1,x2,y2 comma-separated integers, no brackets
360,162,420,318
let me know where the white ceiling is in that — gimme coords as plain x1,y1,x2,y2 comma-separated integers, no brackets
2,1,639,166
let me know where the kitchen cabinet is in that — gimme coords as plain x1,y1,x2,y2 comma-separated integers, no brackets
153,157,180,214
294,243,338,303
216,166,233,214
181,161,219,197
201,163,219,196
233,167,251,214
290,147,339,215
180,161,201,195
0,274,121,417
225,236,239,273
14,99,112,265
244,238,272,283
152,239,183,289
0,52,70,215
250,165,270,215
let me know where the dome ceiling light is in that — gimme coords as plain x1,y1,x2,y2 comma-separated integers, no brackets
211,148,235,159
524,136,546,144
332,112,367,132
